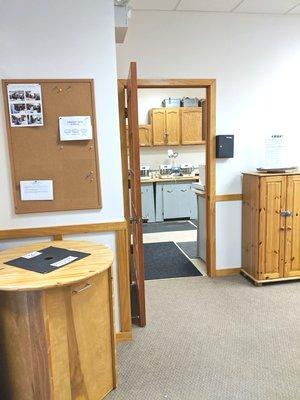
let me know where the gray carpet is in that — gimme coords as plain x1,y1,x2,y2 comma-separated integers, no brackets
143,221,196,234
144,242,202,280
107,276,300,400
177,241,198,259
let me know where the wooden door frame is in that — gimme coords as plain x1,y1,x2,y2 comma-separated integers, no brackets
118,79,216,277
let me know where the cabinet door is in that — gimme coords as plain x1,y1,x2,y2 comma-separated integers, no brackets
180,108,203,145
163,183,191,219
165,108,180,145
139,125,152,147
151,109,166,145
141,183,155,222
284,175,300,277
69,272,115,399
259,176,287,279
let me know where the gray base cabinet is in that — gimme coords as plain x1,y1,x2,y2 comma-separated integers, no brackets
141,183,155,222
196,195,206,262
155,181,197,221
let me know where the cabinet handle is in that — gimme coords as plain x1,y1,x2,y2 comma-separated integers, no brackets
72,282,92,295
281,210,293,217
181,189,188,192
286,226,292,230
167,190,173,193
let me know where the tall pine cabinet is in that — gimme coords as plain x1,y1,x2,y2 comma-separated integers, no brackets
242,172,300,284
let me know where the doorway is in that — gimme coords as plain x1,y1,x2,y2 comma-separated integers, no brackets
118,70,216,326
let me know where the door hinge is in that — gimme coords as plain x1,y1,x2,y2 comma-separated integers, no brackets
130,216,143,224
125,108,128,119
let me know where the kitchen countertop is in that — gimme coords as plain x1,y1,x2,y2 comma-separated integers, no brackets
193,189,206,197
141,176,199,183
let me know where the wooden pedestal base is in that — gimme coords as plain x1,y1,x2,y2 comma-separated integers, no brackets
241,269,300,286
0,271,116,400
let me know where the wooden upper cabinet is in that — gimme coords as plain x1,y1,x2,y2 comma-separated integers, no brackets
165,108,180,145
151,109,166,145
139,125,152,147
180,107,203,145
284,175,300,277
126,124,152,147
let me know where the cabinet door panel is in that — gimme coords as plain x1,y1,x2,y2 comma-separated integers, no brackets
141,183,155,222
163,183,191,219
69,272,115,400
285,175,300,277
151,109,166,145
165,108,180,145
259,176,286,279
181,108,203,145
139,125,152,147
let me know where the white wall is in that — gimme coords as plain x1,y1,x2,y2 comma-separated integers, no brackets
0,0,123,328
117,10,300,269
140,146,205,171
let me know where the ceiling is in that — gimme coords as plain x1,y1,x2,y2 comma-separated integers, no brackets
129,0,300,14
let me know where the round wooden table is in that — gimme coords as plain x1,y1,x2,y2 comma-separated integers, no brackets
0,240,116,400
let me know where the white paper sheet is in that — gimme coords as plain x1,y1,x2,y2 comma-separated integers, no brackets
59,116,93,141
22,251,42,259
20,180,53,201
262,134,290,169
50,256,78,268
7,83,44,127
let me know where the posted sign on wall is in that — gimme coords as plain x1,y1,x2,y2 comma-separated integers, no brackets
59,116,93,141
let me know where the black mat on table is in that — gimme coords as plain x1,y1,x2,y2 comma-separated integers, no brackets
143,242,202,280
143,221,196,234
176,241,198,259
4,246,90,274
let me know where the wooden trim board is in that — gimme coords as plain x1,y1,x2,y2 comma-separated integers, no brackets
116,331,133,342
0,221,132,341
216,194,243,202
216,268,241,277
118,78,217,277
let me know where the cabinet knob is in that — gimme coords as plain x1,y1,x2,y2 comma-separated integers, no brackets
281,210,293,217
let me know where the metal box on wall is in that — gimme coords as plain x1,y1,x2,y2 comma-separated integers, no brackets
216,135,234,158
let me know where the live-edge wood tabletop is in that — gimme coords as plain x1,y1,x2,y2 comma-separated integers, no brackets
0,240,114,291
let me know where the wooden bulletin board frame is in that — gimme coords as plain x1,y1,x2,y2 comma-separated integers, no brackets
2,79,102,214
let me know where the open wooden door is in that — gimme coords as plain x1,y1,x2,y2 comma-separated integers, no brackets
127,62,146,327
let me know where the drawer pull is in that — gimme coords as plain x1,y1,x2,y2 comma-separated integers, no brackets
72,283,92,295
167,190,173,193
181,189,188,192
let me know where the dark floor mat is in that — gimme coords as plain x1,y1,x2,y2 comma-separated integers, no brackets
144,242,202,280
143,221,196,234
176,242,198,259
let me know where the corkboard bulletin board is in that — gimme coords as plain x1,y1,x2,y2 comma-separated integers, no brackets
2,79,102,214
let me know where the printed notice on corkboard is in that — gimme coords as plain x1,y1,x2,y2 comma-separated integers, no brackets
7,83,44,127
